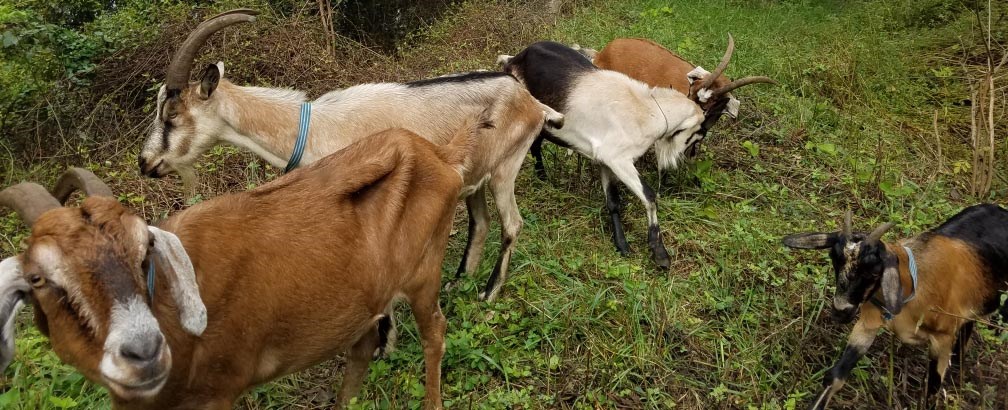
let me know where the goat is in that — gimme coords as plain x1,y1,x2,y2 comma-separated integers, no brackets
783,205,1008,409
499,41,706,269
138,9,562,302
524,36,775,180
1,125,472,409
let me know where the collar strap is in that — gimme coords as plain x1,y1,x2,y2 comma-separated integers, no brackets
146,258,156,303
285,102,312,173
871,245,918,320
651,94,669,137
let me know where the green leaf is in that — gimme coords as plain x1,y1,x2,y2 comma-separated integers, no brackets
2,30,17,47
48,395,79,408
741,140,760,158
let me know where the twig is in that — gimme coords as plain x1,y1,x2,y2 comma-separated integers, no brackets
929,306,1008,332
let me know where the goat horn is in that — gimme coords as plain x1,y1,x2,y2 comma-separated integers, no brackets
698,33,734,91
865,222,894,245
0,183,60,228
711,76,777,99
164,8,259,91
841,209,852,239
51,168,114,204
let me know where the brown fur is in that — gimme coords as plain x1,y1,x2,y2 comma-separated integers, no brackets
867,237,995,346
593,38,732,111
17,127,470,409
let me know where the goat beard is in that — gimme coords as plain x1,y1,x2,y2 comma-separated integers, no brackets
653,138,686,170
177,166,199,198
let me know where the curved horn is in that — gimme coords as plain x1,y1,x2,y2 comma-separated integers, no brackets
164,8,259,91
842,209,852,239
51,168,114,204
711,76,777,99
698,33,734,91
865,222,894,245
0,183,60,228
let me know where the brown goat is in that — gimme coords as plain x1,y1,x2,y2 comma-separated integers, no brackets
784,205,1008,409
0,126,474,409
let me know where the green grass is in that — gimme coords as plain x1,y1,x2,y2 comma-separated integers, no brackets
1,0,1006,409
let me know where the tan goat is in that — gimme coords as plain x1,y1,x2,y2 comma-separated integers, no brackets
138,9,562,302
0,125,474,409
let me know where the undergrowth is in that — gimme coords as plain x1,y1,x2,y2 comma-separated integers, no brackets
1,0,1006,409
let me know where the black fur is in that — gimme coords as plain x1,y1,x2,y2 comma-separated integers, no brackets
375,315,393,356
405,71,512,88
161,121,174,151
502,41,595,113
930,204,1008,315
504,41,594,180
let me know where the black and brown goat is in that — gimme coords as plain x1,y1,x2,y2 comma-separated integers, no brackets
783,204,1008,409
0,126,473,409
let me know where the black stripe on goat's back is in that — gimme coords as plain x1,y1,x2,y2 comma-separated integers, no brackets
405,71,513,87
932,203,1008,283
503,41,595,112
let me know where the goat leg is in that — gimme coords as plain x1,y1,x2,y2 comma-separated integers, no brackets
600,166,631,256
448,187,490,292
480,171,523,302
810,315,880,410
336,326,380,408
926,333,956,400
530,133,548,181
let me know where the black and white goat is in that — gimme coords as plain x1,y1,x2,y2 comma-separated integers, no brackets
783,205,1008,409
499,41,705,269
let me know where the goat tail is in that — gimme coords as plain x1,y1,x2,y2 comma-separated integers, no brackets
535,99,564,130
436,109,489,176
653,137,685,171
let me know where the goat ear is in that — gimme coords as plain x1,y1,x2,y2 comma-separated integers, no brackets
782,232,838,250
725,96,740,118
686,66,709,85
0,257,29,373
147,226,207,336
881,263,904,316
199,63,221,99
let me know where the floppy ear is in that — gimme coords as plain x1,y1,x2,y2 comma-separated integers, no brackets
199,63,221,99
147,227,207,336
782,232,838,249
725,96,740,118
0,256,29,373
686,66,709,85
881,263,904,316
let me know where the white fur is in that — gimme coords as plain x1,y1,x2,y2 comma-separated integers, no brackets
147,227,207,336
0,257,28,372
99,296,169,398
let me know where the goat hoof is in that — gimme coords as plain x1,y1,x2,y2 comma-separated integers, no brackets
652,251,671,270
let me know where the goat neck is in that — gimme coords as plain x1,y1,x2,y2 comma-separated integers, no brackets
213,81,310,168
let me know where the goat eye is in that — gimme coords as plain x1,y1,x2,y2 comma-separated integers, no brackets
29,274,45,287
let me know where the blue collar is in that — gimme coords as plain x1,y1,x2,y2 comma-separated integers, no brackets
284,102,312,173
872,245,918,320
147,259,156,302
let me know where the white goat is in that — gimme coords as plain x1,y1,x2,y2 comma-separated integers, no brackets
500,41,705,269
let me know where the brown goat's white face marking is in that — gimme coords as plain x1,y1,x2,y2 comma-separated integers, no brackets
30,241,102,334
99,296,171,399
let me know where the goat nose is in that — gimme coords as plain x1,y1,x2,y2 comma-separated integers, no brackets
137,155,148,173
119,334,163,363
